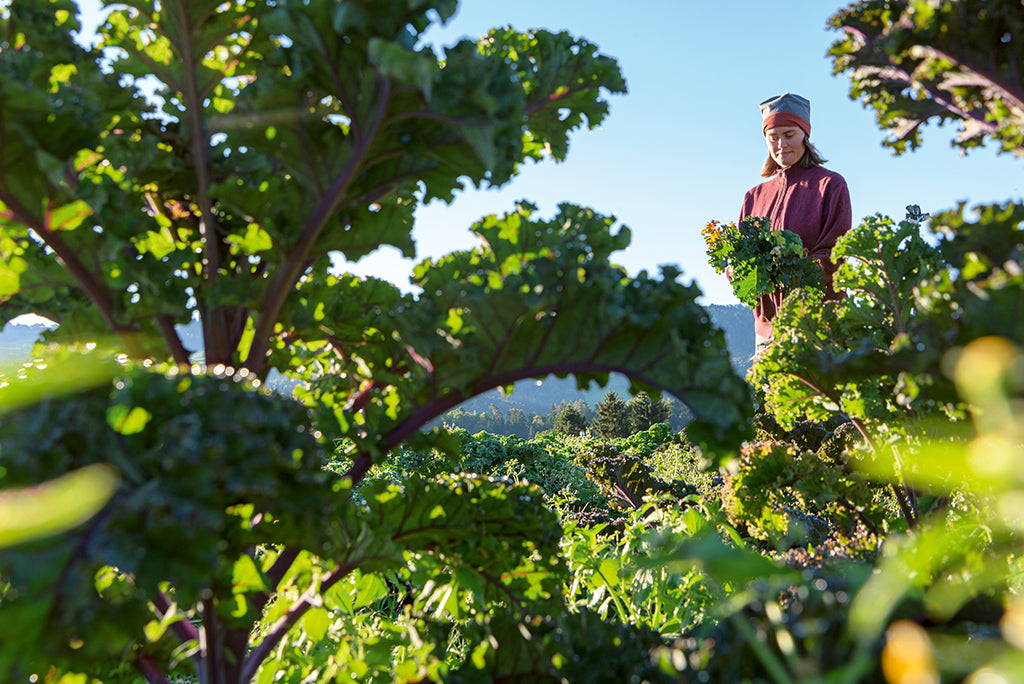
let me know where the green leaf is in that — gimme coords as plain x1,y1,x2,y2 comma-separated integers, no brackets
47,200,92,231
135,227,177,259
232,555,267,593
0,464,118,548
106,404,152,435
351,571,389,610
594,557,621,589
227,223,274,254
299,607,331,642
0,255,27,297
0,353,118,417
367,38,437,98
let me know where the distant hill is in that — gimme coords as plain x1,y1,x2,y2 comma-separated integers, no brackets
705,302,755,373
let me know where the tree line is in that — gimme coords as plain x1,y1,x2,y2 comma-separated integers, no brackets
438,390,688,439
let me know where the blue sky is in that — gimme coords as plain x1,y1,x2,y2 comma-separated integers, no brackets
75,0,1024,307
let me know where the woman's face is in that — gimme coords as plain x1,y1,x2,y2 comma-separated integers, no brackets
765,125,806,168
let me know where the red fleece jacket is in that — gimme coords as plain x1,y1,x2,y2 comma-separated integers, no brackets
739,165,852,338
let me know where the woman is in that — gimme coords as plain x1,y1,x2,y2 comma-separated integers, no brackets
738,92,852,355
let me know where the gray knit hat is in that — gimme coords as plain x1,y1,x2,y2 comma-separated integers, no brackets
759,93,811,136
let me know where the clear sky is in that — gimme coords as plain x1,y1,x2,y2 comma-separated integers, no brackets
75,0,1024,307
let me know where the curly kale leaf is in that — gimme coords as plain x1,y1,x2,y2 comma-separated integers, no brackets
703,217,825,308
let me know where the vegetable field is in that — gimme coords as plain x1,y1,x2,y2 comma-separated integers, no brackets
2,1,1023,682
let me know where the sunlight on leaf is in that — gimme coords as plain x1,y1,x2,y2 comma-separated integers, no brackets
0,353,118,416
106,404,152,435
0,464,118,548
855,336,1024,494
47,199,92,231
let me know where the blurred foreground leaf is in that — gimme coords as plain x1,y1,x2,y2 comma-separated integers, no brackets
0,464,118,548
0,350,119,416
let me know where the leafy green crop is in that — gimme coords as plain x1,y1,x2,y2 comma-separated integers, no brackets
722,433,888,551
5,1,1024,682
702,216,825,308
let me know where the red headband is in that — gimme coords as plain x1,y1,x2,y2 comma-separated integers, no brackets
763,112,810,137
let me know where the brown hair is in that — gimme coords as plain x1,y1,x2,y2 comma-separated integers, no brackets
760,140,827,178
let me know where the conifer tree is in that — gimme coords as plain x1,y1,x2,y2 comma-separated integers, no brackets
553,404,588,436
628,391,670,434
594,391,631,439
